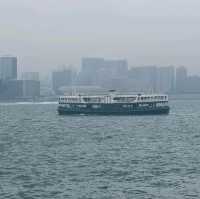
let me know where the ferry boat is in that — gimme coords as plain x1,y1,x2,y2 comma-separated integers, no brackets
57,92,170,115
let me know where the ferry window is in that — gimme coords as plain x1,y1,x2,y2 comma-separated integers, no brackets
65,104,71,108
123,105,132,108
92,105,101,109
77,105,87,108
139,103,148,107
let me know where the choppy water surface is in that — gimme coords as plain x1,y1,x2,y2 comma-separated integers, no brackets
0,100,200,198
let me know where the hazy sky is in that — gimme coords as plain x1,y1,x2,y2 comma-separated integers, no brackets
0,0,200,74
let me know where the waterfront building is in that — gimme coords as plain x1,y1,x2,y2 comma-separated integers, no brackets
78,57,128,88
78,58,105,86
176,66,187,93
0,80,23,99
157,66,175,93
22,72,40,81
104,59,128,77
0,80,40,99
128,66,157,92
52,69,74,94
0,56,17,80
182,76,200,93
23,80,40,98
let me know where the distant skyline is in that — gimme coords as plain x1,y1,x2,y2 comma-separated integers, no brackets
0,0,200,75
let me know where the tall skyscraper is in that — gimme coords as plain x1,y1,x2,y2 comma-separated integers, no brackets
81,58,105,73
23,80,40,98
79,58,104,85
104,59,128,77
0,56,17,80
52,69,74,94
78,57,128,87
157,66,175,93
128,66,157,92
0,80,40,99
22,72,40,81
176,66,187,93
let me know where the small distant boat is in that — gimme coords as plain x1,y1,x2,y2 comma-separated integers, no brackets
57,92,170,115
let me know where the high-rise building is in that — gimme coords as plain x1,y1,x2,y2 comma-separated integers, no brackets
0,56,17,80
128,66,157,92
52,69,74,94
22,72,40,81
0,80,23,99
0,80,40,99
78,58,104,85
104,59,128,77
78,57,128,87
97,59,128,88
81,58,105,73
184,76,200,93
176,66,187,93
157,66,175,93
23,80,40,98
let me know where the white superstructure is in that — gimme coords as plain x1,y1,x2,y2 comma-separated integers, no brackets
59,93,168,104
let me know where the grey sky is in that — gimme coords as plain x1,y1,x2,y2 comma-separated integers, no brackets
0,0,200,74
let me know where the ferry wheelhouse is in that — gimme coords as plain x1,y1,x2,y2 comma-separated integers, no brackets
58,93,170,115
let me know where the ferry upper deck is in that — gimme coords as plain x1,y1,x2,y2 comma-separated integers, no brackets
59,94,168,104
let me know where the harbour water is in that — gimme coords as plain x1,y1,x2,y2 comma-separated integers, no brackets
0,100,200,198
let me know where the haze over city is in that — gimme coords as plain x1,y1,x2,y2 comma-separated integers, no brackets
2,1,200,199
0,0,200,75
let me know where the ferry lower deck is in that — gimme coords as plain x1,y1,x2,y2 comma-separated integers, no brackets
58,102,170,115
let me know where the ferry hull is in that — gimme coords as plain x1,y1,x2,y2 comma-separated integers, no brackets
58,104,170,115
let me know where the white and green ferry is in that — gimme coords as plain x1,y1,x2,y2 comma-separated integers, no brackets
57,91,170,115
